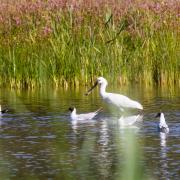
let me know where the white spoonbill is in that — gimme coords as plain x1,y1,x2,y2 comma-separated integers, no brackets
155,112,169,134
85,77,143,111
69,107,102,121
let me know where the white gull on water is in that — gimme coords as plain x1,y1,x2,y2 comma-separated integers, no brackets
155,112,169,134
69,107,102,121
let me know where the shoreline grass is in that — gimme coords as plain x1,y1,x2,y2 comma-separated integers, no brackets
0,0,179,88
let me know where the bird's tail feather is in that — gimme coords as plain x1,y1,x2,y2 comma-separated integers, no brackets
95,107,103,114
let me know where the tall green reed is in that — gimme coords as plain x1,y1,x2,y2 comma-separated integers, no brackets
0,0,179,88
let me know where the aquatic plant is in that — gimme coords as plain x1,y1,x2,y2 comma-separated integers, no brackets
0,0,179,88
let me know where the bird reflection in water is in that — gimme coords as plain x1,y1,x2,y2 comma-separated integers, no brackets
118,113,143,129
159,132,170,179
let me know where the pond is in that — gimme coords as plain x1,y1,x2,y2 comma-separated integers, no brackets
0,85,179,179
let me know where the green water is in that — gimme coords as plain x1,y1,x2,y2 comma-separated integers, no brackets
0,86,179,179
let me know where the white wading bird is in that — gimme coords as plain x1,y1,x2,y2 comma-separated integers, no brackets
85,77,143,111
69,107,102,121
155,112,169,134
0,105,8,115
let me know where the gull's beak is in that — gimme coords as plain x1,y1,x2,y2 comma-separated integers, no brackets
85,81,98,96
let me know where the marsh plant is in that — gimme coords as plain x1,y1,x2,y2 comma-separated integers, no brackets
0,0,179,88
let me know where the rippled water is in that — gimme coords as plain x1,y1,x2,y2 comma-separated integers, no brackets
0,86,179,179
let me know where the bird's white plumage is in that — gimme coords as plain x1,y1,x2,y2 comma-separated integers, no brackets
69,107,101,121
102,92,143,110
158,112,169,133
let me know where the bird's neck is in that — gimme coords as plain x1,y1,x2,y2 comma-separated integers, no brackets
71,109,77,120
100,84,107,98
160,113,166,125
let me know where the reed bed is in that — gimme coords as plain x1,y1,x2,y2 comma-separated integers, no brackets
0,0,179,88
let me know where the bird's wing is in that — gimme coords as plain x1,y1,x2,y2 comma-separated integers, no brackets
77,112,96,120
159,126,169,133
106,93,131,107
159,122,168,129
107,93,142,109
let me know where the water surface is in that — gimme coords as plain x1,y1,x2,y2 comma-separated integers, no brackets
0,86,179,179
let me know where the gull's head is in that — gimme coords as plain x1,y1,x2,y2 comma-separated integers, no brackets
97,77,108,86
85,77,108,96
155,111,163,118
69,107,76,113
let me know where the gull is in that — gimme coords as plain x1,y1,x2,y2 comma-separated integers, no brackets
155,112,169,133
85,77,143,111
0,105,8,115
69,107,102,121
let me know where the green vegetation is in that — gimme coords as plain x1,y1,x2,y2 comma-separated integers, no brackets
0,0,179,88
